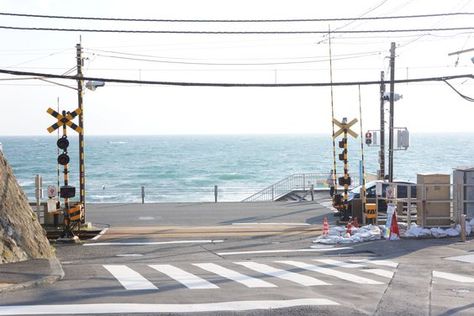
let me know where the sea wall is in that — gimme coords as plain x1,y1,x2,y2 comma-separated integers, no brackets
0,152,53,263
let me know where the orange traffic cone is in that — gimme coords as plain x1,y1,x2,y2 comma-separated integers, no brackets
346,220,352,235
323,217,329,236
390,211,400,240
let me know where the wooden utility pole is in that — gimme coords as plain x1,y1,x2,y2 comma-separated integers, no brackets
388,42,396,182
379,71,385,180
76,43,85,221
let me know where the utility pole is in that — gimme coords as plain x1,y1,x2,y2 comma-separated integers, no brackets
379,71,385,180
388,42,396,183
76,42,86,222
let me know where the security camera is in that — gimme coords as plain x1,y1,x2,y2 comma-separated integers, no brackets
383,92,403,102
85,80,105,91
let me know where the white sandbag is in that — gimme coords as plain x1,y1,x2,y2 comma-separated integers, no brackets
405,224,423,237
420,228,432,237
430,227,447,238
466,221,472,236
313,235,342,244
446,227,460,237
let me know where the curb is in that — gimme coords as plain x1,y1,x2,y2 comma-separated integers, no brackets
0,257,65,294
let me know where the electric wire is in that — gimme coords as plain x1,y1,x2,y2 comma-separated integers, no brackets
443,80,474,102
0,68,472,87
0,11,472,22
91,51,383,66
1,25,474,34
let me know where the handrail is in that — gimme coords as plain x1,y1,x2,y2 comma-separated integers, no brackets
241,173,330,202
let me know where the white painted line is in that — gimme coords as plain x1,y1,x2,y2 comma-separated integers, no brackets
278,260,383,285
445,254,474,264
361,268,394,279
138,216,155,220
231,222,310,226
149,264,218,289
314,259,365,268
103,265,158,290
217,247,352,256
350,259,399,268
193,263,277,288
91,228,109,241
433,271,474,283
115,254,143,257
234,261,330,286
84,240,224,246
0,299,339,315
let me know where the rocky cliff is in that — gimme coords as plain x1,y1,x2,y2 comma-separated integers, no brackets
0,152,53,263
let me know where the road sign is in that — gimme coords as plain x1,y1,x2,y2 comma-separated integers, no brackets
47,185,57,198
46,108,83,133
333,118,359,139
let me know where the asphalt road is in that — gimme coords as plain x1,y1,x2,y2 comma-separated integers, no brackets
0,198,473,315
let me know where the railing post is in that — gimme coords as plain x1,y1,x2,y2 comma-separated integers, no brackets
310,184,314,201
141,186,145,204
407,184,412,227
214,185,218,203
460,214,466,242
35,174,42,220
303,174,306,191
271,186,275,201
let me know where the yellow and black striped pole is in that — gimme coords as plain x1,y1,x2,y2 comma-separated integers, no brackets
342,129,349,221
76,43,86,223
333,117,358,222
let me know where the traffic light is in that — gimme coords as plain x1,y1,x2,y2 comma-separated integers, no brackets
365,132,372,145
57,136,69,165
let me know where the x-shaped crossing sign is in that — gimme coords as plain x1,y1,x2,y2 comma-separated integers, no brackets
46,108,83,133
333,118,359,139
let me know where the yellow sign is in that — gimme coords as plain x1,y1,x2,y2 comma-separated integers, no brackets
333,118,358,139
47,108,83,133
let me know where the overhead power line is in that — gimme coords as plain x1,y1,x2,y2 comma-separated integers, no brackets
1,25,474,34
0,68,472,88
0,11,472,23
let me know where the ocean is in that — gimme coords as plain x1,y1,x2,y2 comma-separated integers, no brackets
0,134,472,202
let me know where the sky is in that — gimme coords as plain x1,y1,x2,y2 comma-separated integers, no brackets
0,0,473,136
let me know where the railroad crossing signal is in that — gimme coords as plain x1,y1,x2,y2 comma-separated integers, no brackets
46,108,83,134
333,118,358,139
332,117,358,222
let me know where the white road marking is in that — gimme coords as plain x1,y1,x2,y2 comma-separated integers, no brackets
115,254,143,257
193,263,277,288
149,264,218,289
314,259,365,268
103,265,158,290
350,259,399,268
361,268,394,279
433,271,474,283
234,261,330,286
138,216,154,220
278,260,383,285
91,228,109,241
217,247,352,256
231,222,310,226
84,240,224,246
445,254,474,264
0,299,339,315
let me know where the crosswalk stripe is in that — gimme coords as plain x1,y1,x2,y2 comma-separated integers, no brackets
277,260,383,285
350,259,399,268
148,264,218,289
314,259,365,268
103,265,158,290
433,271,474,283
234,262,330,286
193,263,277,288
0,299,340,315
361,268,394,279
